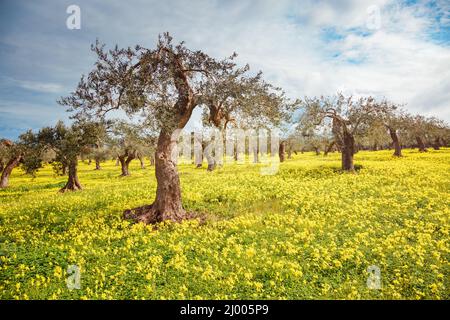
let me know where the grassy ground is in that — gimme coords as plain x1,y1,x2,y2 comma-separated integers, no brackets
0,149,449,299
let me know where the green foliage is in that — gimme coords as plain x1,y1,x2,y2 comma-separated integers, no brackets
20,121,108,176
109,121,154,160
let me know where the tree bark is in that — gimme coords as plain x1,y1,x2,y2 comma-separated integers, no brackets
118,156,128,176
287,149,292,159
124,157,133,175
119,154,135,176
253,145,259,163
59,160,82,192
341,131,355,171
94,159,101,170
195,141,204,168
204,140,216,171
432,137,441,150
416,136,427,152
206,152,216,171
124,130,186,223
324,141,335,156
234,144,239,161
279,141,286,163
388,127,402,157
0,155,21,188
139,156,146,169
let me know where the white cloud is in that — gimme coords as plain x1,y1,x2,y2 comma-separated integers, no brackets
14,80,64,93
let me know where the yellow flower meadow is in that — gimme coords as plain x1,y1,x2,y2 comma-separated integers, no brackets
0,148,448,299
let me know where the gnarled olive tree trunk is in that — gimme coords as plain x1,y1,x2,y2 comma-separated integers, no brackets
252,144,259,163
152,131,184,220
60,159,82,192
124,130,186,223
94,159,101,170
287,148,292,159
341,131,355,171
324,141,335,156
0,155,21,188
279,141,286,163
118,154,135,176
139,156,146,169
195,154,203,168
416,136,427,152
388,127,402,157
204,142,216,171
432,137,441,150
195,140,205,168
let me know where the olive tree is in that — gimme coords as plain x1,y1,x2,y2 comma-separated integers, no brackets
360,120,390,151
425,117,448,150
199,64,291,170
34,121,101,192
0,139,24,188
0,134,42,188
109,121,151,176
372,101,408,156
60,33,289,224
297,126,335,156
299,94,386,171
402,115,444,152
89,146,110,170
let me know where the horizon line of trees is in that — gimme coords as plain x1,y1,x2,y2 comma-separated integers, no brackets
1,103,449,188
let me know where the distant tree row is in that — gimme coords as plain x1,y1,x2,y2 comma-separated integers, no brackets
0,120,158,190
286,94,450,170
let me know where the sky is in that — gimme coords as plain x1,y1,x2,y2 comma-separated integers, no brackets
0,0,449,139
